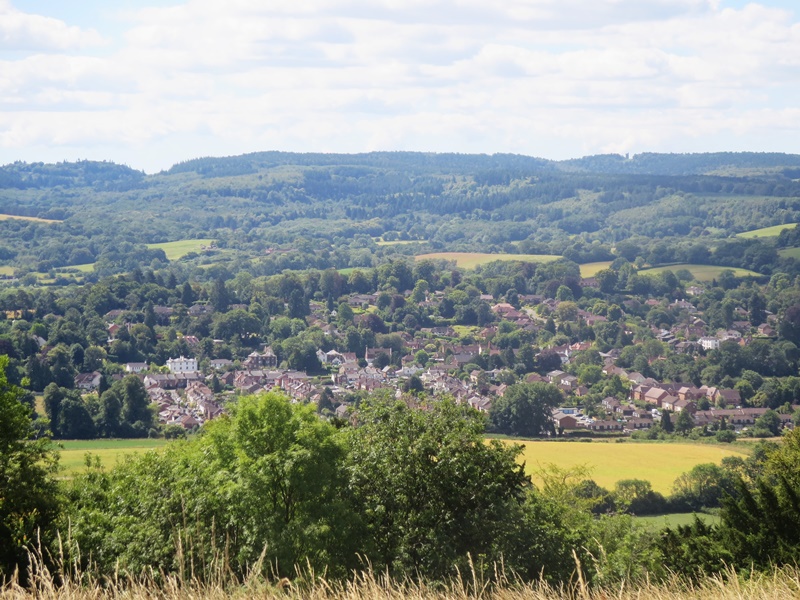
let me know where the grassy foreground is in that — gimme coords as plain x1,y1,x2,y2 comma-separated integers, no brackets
5,562,800,600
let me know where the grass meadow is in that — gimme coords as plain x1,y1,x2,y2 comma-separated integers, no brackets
509,440,748,494
639,264,762,282
779,247,800,259
737,223,797,238
578,261,613,278
414,252,561,269
147,239,216,260
53,438,170,476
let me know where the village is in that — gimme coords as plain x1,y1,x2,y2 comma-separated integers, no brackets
67,276,792,439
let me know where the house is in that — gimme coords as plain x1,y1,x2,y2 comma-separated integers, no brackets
553,411,580,430
125,362,148,373
365,347,393,366
588,420,624,432
699,337,720,351
167,356,198,374
243,348,278,369
74,371,102,391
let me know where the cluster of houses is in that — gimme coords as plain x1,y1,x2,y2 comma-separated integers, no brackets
69,279,790,435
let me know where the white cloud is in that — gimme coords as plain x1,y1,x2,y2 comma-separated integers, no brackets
0,0,104,50
0,0,799,171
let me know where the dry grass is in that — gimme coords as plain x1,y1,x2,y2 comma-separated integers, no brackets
5,544,800,600
5,563,800,600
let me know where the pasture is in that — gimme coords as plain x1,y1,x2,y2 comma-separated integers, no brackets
779,247,800,260
54,439,170,476
0,213,61,224
510,440,748,494
639,264,762,281
147,239,216,260
414,252,561,269
0,265,15,276
737,223,797,238
635,512,721,530
579,261,613,278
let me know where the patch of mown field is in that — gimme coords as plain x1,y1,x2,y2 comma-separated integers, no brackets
374,239,426,246
509,440,748,494
579,261,613,278
0,213,61,224
635,512,721,531
737,223,797,238
414,252,561,269
0,265,15,276
639,264,762,281
147,239,216,260
779,247,800,259
54,439,170,476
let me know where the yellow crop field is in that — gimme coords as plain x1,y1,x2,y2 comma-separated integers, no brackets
639,264,761,281
0,213,61,224
508,440,748,494
147,239,215,260
415,252,561,269
737,223,797,238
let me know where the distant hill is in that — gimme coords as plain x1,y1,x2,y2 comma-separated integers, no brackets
1,150,800,281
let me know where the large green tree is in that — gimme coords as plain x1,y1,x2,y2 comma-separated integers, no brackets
489,382,562,437
346,395,574,581
0,356,60,579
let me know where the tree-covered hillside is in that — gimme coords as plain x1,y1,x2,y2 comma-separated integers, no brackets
2,151,800,283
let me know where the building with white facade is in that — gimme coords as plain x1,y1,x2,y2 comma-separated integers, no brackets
166,355,198,373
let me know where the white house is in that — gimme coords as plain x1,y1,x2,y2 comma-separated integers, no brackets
699,337,720,351
166,355,198,374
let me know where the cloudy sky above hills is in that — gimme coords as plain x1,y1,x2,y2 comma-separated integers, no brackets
1,0,798,172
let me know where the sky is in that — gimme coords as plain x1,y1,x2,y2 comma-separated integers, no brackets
1,0,799,173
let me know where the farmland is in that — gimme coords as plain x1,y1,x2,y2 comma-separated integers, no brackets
54,439,170,477
510,440,748,494
147,239,216,260
639,264,762,281
579,261,613,278
737,223,797,238
414,252,561,269
0,213,61,224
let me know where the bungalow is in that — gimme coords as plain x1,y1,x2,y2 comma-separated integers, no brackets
588,420,624,432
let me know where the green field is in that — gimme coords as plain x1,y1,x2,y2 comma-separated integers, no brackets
737,223,797,238
0,213,61,224
0,265,15,276
511,440,747,494
639,264,762,281
635,512,720,530
54,439,170,476
147,239,216,260
71,263,95,272
579,261,613,278
414,252,561,269
779,247,800,259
